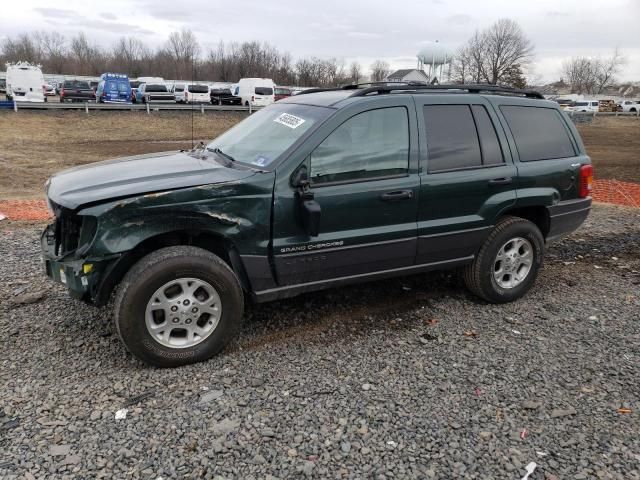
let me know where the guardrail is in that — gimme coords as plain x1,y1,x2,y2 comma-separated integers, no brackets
566,110,640,125
3,101,262,114
567,110,640,117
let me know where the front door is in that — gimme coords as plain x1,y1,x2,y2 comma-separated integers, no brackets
272,100,420,286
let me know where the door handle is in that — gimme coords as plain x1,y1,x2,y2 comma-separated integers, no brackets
380,190,414,201
488,177,513,186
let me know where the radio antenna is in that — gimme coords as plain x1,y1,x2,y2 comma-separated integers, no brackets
191,54,195,149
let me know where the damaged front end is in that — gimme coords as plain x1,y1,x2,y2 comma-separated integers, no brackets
41,201,116,304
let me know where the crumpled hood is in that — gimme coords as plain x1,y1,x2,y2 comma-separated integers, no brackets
46,150,255,210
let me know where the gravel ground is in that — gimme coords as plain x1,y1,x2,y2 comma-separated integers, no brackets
1,203,639,479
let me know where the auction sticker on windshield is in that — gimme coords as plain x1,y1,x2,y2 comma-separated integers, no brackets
274,113,306,129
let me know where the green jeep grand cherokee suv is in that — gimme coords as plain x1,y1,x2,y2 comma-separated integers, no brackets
41,84,593,366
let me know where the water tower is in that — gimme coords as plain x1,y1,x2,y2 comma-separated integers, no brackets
417,41,453,84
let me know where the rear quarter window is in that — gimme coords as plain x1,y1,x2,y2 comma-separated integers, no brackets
500,106,576,161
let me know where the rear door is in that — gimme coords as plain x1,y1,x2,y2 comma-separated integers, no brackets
272,97,420,286
415,96,518,265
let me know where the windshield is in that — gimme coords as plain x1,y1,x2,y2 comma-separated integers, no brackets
275,88,290,95
146,84,167,92
188,84,209,93
255,87,273,96
207,104,330,168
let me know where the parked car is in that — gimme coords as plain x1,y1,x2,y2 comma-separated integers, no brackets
235,78,275,106
41,84,593,367
5,62,46,102
96,73,131,103
567,100,599,112
0,78,6,94
60,80,95,102
173,83,211,103
44,84,56,96
210,87,242,105
617,99,639,113
136,83,175,103
274,87,292,101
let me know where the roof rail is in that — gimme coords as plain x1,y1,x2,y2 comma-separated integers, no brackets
349,83,545,99
296,82,545,99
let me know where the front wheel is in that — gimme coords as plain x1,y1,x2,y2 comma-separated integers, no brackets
463,216,544,303
114,246,244,367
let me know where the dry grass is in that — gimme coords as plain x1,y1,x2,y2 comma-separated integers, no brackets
576,116,640,183
0,110,245,199
0,110,638,199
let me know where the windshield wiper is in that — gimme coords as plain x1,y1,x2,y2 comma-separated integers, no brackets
207,147,236,163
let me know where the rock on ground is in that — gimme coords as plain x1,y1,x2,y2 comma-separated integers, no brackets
0,204,639,479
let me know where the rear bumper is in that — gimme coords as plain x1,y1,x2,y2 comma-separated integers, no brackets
546,198,591,242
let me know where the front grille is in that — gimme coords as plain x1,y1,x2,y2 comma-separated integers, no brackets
50,202,82,256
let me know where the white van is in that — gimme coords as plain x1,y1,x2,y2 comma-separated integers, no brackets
173,83,210,103
5,62,46,102
235,78,275,107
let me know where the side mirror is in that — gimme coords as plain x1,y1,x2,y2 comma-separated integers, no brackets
292,165,321,237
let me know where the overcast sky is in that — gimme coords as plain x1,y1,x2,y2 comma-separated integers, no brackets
2,0,639,82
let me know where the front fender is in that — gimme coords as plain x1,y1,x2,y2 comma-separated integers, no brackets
79,174,275,257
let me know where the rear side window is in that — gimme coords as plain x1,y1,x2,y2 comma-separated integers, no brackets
255,87,273,95
310,107,409,185
501,106,576,161
424,105,481,172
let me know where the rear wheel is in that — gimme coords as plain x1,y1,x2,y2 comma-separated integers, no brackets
114,246,244,367
463,216,544,303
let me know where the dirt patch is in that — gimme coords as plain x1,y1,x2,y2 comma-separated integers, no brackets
0,110,245,199
577,116,640,183
0,110,637,199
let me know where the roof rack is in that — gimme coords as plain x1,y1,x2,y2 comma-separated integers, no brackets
296,82,545,100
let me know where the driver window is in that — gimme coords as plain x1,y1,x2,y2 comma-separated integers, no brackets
310,107,409,185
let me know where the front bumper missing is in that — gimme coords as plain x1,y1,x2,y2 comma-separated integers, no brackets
40,224,116,303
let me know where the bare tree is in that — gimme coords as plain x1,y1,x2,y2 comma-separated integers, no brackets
349,61,362,84
165,29,200,79
480,19,533,84
370,59,390,82
451,19,533,85
594,48,625,93
33,31,67,73
1,33,42,64
561,49,625,94
69,33,104,75
112,37,150,77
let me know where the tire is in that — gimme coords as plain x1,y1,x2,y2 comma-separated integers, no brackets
463,216,544,303
245,101,249,106
114,246,244,367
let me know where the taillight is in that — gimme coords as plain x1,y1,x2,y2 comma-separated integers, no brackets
579,164,593,198
251,95,255,102
185,91,188,99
